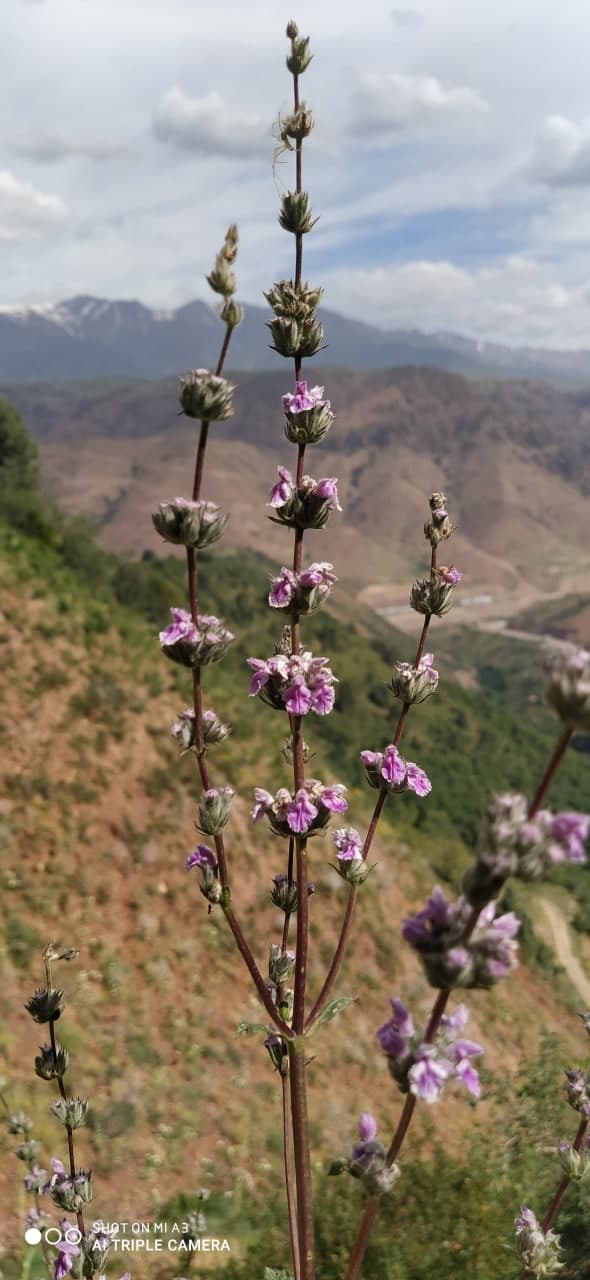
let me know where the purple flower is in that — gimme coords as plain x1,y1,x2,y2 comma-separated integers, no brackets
381,745,406,786
405,762,432,796
408,1047,450,1103
269,568,297,607
299,561,337,589
159,609,234,668
315,477,342,509
252,781,347,838
269,466,295,507
284,676,314,715
439,566,463,585
361,744,432,798
515,1205,539,1235
54,1236,80,1280
358,1112,377,1142
186,844,217,872
448,1039,483,1097
248,651,337,716
282,381,325,414
333,827,363,861
376,998,415,1058
287,789,319,833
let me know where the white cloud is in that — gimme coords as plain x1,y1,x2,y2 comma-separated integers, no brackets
528,114,590,188
0,170,67,239
152,87,268,158
350,72,488,138
322,255,590,346
7,131,123,165
391,7,422,28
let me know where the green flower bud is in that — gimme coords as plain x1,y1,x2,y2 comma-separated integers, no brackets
279,191,318,236
268,315,324,359
265,279,323,322
15,1139,42,1162
50,1168,93,1212
25,987,65,1023
544,649,590,732
269,944,296,985
179,369,235,422
410,568,462,618
287,35,312,76
207,258,236,298
35,1043,69,1080
220,298,244,329
50,1097,89,1129
285,20,298,38
334,857,369,887
196,787,234,836
264,1033,289,1075
7,1111,33,1135
558,1139,590,1181
152,498,228,549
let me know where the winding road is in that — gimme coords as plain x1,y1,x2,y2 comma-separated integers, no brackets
538,896,590,1007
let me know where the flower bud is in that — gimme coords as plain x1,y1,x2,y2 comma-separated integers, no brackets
268,315,324,359
287,34,313,75
271,874,299,914
424,493,454,547
196,787,234,836
50,1168,93,1212
332,827,368,885
390,653,439,705
220,298,244,329
15,1139,42,1162
265,1033,289,1075
286,20,298,38
8,1111,33,1135
279,191,319,235
558,1137,590,1181
179,369,234,422
280,104,314,143
269,945,296,985
265,279,323,322
152,498,228,549
159,608,235,668
410,567,462,618
25,987,64,1023
544,649,590,731
514,1206,563,1276
206,257,236,298
50,1097,88,1129
565,1066,590,1115
35,1043,69,1080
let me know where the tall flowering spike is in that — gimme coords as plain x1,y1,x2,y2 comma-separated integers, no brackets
464,794,589,907
179,369,235,422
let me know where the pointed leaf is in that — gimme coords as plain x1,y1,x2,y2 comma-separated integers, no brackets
315,996,356,1027
236,1020,269,1037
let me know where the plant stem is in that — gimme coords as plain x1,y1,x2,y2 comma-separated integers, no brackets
48,1017,85,1239
283,1073,301,1280
288,1038,315,1280
528,726,573,819
306,598,433,1031
521,1117,588,1279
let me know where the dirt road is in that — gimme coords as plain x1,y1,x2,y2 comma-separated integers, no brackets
538,896,590,1007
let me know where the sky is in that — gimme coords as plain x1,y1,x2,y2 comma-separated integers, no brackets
4,0,590,346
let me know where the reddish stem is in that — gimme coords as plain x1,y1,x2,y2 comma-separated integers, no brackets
283,1073,301,1279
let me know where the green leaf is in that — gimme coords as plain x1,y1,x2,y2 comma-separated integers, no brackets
236,1020,269,1036
264,1270,294,1280
315,996,356,1027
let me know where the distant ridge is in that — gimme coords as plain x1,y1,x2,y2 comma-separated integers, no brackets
2,294,590,385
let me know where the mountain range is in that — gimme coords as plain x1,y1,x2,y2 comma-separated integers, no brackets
4,293,590,384
5,365,590,604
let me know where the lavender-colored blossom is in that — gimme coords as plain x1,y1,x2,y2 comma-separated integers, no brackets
269,568,297,607
186,844,218,872
159,608,234,668
248,650,337,717
408,1047,450,1103
378,997,483,1104
403,888,520,988
390,652,439,705
251,780,347,837
514,1205,563,1274
358,1112,377,1142
54,1231,80,1280
544,647,590,731
314,477,341,508
361,744,432,797
270,465,295,507
24,1165,48,1192
439,566,463,585
282,381,326,414
332,827,363,861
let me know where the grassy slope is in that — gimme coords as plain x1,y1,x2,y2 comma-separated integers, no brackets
1,524,589,1276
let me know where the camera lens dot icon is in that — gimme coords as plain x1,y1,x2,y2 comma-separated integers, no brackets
24,1227,42,1245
